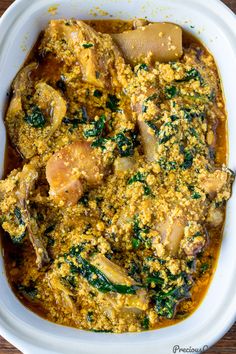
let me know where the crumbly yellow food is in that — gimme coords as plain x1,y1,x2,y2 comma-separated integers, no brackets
0,19,234,333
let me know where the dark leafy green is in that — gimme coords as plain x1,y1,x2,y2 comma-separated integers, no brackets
158,158,177,171
18,281,37,299
63,107,89,129
128,172,152,196
12,207,27,244
12,231,27,245
45,225,55,246
65,247,139,294
181,150,194,170
82,43,94,48
182,108,205,122
146,121,159,136
177,68,204,85
93,89,103,98
146,272,164,286
25,105,46,128
137,63,148,72
79,192,89,207
61,275,77,289
132,216,150,249
200,263,209,274
84,114,106,138
170,115,179,122
87,311,94,322
91,137,108,150
154,276,191,319
113,132,134,157
191,192,201,199
106,94,120,112
165,86,177,99
142,93,158,114
141,315,150,330
56,76,66,92
14,207,25,226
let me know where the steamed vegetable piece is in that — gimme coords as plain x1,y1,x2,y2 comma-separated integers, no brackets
111,22,183,64
46,141,104,206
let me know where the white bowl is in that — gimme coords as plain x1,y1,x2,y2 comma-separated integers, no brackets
0,0,236,353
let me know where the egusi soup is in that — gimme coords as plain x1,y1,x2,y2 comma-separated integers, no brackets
0,19,234,333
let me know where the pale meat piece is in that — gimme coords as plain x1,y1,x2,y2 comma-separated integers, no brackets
0,159,49,267
91,254,136,286
34,82,67,139
91,254,148,312
16,160,50,268
5,63,38,157
198,168,234,197
46,141,104,206
40,20,123,89
6,76,67,159
157,217,186,256
138,119,158,162
207,205,224,227
114,156,136,172
132,87,160,162
111,23,183,65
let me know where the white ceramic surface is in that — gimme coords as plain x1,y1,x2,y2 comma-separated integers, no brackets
0,1,236,353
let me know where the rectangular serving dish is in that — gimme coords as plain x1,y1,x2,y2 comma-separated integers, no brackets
0,1,236,353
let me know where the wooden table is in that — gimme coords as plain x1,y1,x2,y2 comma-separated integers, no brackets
0,0,235,353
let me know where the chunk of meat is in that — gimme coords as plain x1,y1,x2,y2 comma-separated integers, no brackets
5,63,38,156
0,159,49,267
114,156,136,172
34,82,67,138
13,62,38,94
198,168,232,197
91,254,136,286
6,75,66,159
111,23,183,65
46,141,104,206
132,87,160,162
207,205,224,227
138,119,158,162
106,288,148,313
91,254,148,311
181,224,207,256
15,159,50,267
182,235,206,256
156,217,186,256
40,20,122,89
132,19,149,29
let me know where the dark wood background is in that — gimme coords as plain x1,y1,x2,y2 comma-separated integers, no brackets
0,0,235,353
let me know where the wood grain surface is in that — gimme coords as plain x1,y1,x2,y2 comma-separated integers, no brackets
0,0,235,353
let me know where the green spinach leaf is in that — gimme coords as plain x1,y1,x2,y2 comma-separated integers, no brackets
25,105,46,128
84,114,106,138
